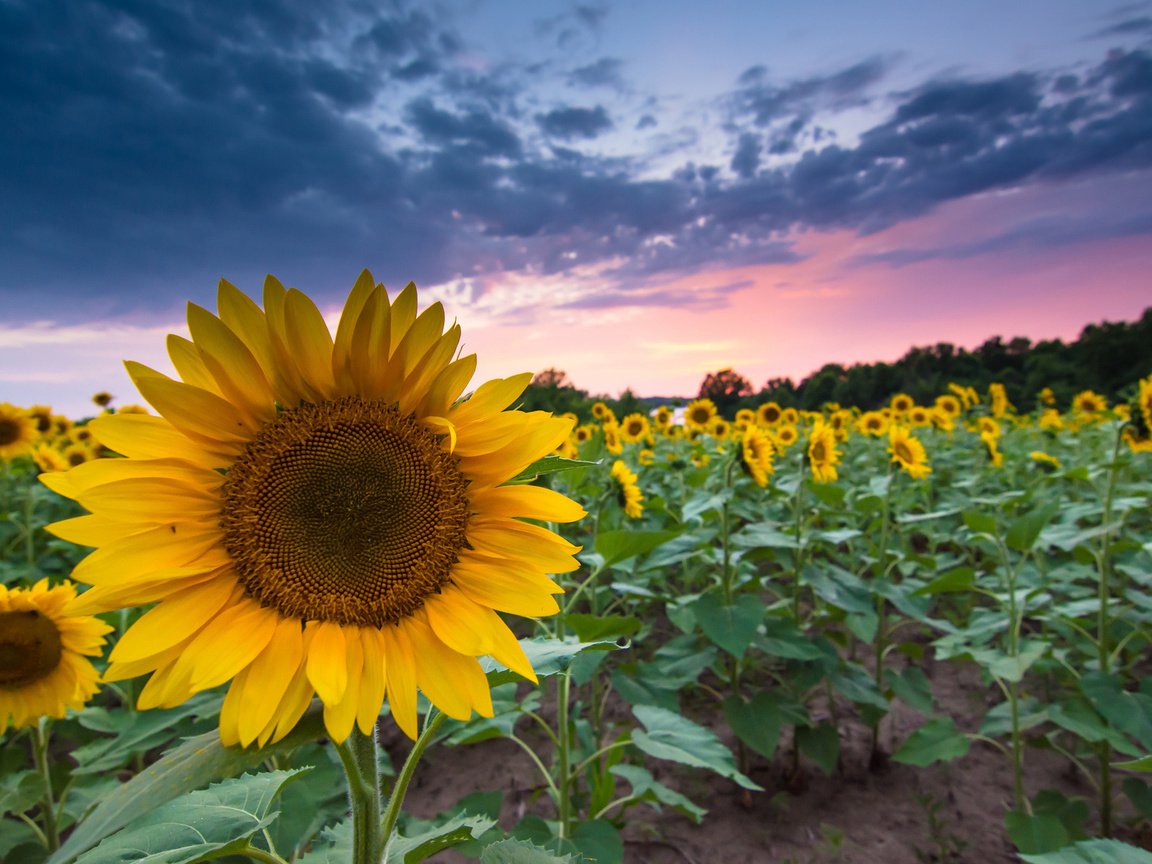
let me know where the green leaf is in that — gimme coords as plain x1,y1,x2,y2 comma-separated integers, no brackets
1018,839,1152,864
0,770,47,817
609,764,706,823
723,692,785,761
571,820,622,864
595,529,680,567
74,770,306,864
795,722,839,775
480,838,582,864
482,636,624,687
970,640,1049,683
1115,756,1152,772
509,456,600,484
296,820,352,864
731,522,799,550
913,567,976,596
630,705,761,790
560,613,642,643
693,592,764,659
72,694,221,775
963,511,997,535
387,813,497,863
1006,503,1060,553
1081,673,1152,750
1006,808,1071,855
892,717,970,767
49,705,327,864
888,666,934,713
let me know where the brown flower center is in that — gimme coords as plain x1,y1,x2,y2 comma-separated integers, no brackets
0,610,63,690
221,397,470,627
0,419,21,447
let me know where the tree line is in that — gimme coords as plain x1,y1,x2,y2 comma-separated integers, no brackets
522,306,1152,419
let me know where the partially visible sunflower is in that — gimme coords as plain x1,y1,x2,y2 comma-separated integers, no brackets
44,272,585,747
28,405,55,436
740,425,775,487
806,420,841,483
781,407,800,426
61,443,96,468
1,580,112,731
977,417,1001,439
774,425,799,450
889,393,914,415
610,460,644,518
1030,451,1061,472
888,426,931,479
856,411,888,437
1135,375,1152,433
981,431,1004,468
574,424,595,445
735,408,756,430
934,395,962,419
756,402,783,427
908,406,932,428
988,383,1010,418
591,401,615,424
1073,390,1108,415
638,448,655,466
620,413,651,444
1039,409,1064,433
92,391,115,409
652,405,673,430
32,443,68,473
685,398,717,431
708,417,731,440
0,404,37,462
1038,387,1056,407
602,420,624,455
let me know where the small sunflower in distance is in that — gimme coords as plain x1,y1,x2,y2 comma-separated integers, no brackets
684,398,717,432
44,272,585,747
610,460,644,518
0,403,37,462
888,426,932,480
1,580,112,731
806,419,841,483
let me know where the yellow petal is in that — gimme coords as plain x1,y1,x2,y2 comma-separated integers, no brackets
217,279,292,406
66,567,222,615
46,514,146,548
388,282,418,349
306,620,348,704
450,558,562,618
450,373,532,426
425,590,496,657
406,612,493,721
77,478,220,524
381,623,418,740
322,629,363,743
88,414,224,469
357,628,387,735
186,303,276,426
167,335,221,395
185,597,279,690
236,617,305,746
109,575,236,664
466,519,581,573
332,270,378,395
423,354,477,417
284,288,336,399
265,660,316,746
72,521,224,585
471,485,586,523
126,361,254,447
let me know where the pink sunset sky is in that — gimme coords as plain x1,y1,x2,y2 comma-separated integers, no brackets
1,1,1150,417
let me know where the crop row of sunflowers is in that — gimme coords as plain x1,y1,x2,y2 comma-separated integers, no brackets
1,273,1151,864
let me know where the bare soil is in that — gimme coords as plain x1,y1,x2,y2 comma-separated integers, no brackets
394,658,1125,864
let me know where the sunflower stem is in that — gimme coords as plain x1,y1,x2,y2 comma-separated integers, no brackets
381,710,446,861
556,669,573,840
32,717,60,852
336,724,383,864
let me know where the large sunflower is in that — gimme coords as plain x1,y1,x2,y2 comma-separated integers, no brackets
44,272,584,747
740,425,775,487
1,580,111,731
806,419,841,483
610,460,644,519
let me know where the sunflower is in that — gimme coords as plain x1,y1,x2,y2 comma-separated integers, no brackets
1039,409,1064,433
708,417,731,440
574,424,595,445
591,401,615,424
856,411,888,437
610,460,644,519
934,395,962,419
1038,387,1056,407
92,391,115,409
28,405,55,436
756,402,782,426
1072,390,1107,415
684,398,717,431
602,420,624,455
44,272,584,747
1136,375,1152,436
620,413,651,444
988,383,1010,418
888,426,931,480
638,448,655,467
735,408,756,430
740,425,775,487
980,431,1004,468
652,405,673,430
1,580,112,731
32,443,68,474
774,425,799,450
976,417,1001,439
0,403,37,462
889,393,914,415
806,420,841,483
61,443,96,468
781,407,800,426
1029,451,1061,472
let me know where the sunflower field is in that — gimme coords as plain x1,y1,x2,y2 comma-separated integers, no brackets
2,274,1152,864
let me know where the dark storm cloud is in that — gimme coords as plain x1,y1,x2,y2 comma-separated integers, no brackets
536,105,615,139
2,0,1151,323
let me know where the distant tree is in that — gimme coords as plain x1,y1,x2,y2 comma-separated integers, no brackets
698,368,753,416
613,387,644,418
521,368,589,416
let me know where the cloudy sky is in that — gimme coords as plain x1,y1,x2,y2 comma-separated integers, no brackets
2,0,1151,417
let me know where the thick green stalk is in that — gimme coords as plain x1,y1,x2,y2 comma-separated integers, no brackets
791,460,806,623
335,725,383,864
380,710,446,859
33,718,59,852
870,464,894,762
555,670,573,839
